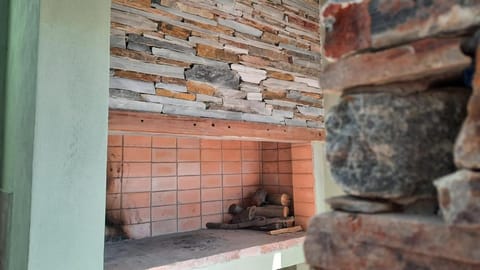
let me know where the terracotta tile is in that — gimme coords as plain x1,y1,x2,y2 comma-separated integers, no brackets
262,142,278,150
178,149,200,162
223,174,242,187
201,149,222,161
264,185,281,195
292,173,315,188
178,189,200,203
202,214,222,229
242,161,261,174
201,175,222,188
278,148,292,161
108,135,123,147
123,178,151,193
121,208,150,224
223,161,241,174
294,202,316,217
123,147,151,162
124,135,151,147
278,185,293,196
241,141,260,149
262,149,278,161
152,177,177,191
152,205,177,221
122,192,150,209
292,160,313,174
107,178,121,194
123,163,151,178
223,187,242,200
152,149,177,162
152,136,176,148
152,191,177,206
178,203,201,218
107,147,123,162
262,161,278,174
178,162,200,176
106,194,121,210
178,176,200,190
278,161,292,173
222,149,241,161
202,201,222,215
242,186,261,199
152,163,176,177
122,223,151,239
177,137,200,148
262,173,279,185
201,139,221,149
107,162,123,178
294,188,315,203
242,149,261,161
201,162,222,175
242,174,261,186
222,140,241,149
201,188,222,202
291,144,312,160
278,143,291,149
279,174,293,186
152,219,177,236
178,217,201,232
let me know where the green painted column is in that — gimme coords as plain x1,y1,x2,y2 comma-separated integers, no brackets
1,0,111,269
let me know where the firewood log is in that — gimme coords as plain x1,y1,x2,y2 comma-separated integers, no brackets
251,188,267,206
267,193,291,206
231,206,256,224
228,203,243,215
255,205,289,218
206,216,293,230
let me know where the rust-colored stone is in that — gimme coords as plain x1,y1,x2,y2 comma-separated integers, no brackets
186,20,234,36
248,46,289,62
239,55,270,67
160,22,191,40
161,77,186,86
320,38,470,92
112,0,151,9
156,89,196,101
262,91,286,100
176,2,215,19
113,70,162,82
305,212,480,269
155,88,175,98
111,47,191,68
186,80,216,96
111,22,143,35
267,71,294,81
261,32,282,45
196,44,239,63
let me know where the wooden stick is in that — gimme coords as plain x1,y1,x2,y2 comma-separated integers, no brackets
268,225,303,235
267,193,291,206
255,205,289,218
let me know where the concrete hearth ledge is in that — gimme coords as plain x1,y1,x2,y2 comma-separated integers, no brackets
105,229,306,270
305,211,480,270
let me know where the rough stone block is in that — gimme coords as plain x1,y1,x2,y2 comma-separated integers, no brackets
109,97,164,113
297,106,324,117
246,92,263,101
320,38,470,92
126,42,150,53
215,88,246,99
141,94,206,109
218,18,263,37
110,77,155,94
241,113,284,125
265,99,298,109
305,212,480,270
152,48,228,68
128,33,195,55
185,64,240,89
196,94,222,104
326,88,469,200
231,64,267,84
110,56,185,79
111,9,158,31
321,0,480,59
284,118,307,127
155,82,187,93
186,80,216,96
223,99,270,115
110,29,126,49
272,109,294,119
435,170,480,228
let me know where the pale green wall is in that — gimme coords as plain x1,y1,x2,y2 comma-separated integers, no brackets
2,1,40,269
26,0,111,269
2,0,111,269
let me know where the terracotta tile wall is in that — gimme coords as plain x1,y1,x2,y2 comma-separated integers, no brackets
106,134,316,239
291,143,316,229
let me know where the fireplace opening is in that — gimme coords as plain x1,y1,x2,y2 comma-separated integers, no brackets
104,133,317,269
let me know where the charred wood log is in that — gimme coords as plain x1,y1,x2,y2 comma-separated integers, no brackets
231,206,256,224
206,216,294,230
255,205,289,218
251,188,267,206
266,193,291,206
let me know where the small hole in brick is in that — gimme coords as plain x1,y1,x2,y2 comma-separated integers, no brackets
193,123,197,127
211,123,215,127
228,125,231,128
267,129,270,131
140,119,144,123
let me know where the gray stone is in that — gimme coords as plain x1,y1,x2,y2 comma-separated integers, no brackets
185,65,240,89
126,42,150,53
215,88,246,99
435,170,480,228
241,113,284,125
272,109,294,119
240,83,262,93
128,34,195,55
306,120,324,129
151,3,217,26
109,89,141,100
196,94,222,104
264,99,298,108
326,88,469,200
285,118,307,127
326,195,397,214
110,56,185,79
109,97,164,113
110,29,126,49
162,105,242,120
297,106,324,117
152,48,228,67
223,99,270,115
231,64,267,84
154,82,187,93
109,77,155,94
218,18,263,37
110,9,158,31
246,92,263,101
141,94,206,109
